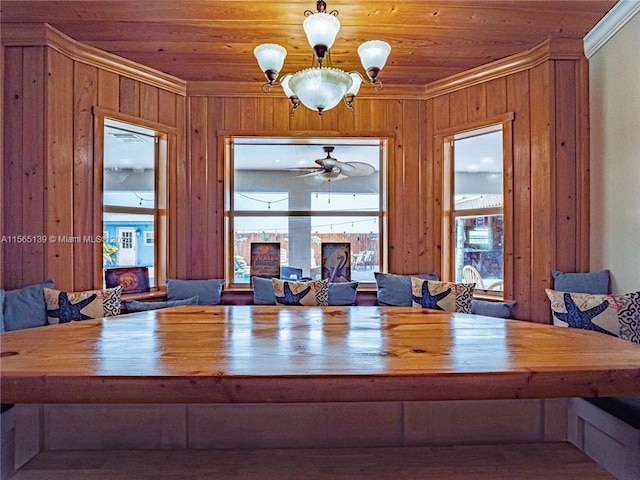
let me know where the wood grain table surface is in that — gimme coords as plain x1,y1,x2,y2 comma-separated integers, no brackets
1,306,639,403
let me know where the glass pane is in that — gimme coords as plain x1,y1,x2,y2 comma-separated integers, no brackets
233,142,379,213
454,214,503,291
454,127,503,210
103,213,155,287
104,119,156,208
233,215,380,284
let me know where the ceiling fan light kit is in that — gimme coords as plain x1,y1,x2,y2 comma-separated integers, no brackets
293,146,375,183
254,0,391,116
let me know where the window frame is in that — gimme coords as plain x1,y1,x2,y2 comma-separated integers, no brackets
93,107,175,290
437,113,514,299
223,134,390,288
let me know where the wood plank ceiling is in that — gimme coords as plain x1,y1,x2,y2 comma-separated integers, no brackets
1,0,617,86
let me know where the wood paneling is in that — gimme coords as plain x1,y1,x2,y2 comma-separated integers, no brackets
2,27,590,324
0,1,615,87
2,27,184,292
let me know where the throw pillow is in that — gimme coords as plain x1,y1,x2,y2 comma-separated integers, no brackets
328,281,359,306
552,269,610,294
252,276,277,305
272,278,329,306
3,279,55,331
43,286,123,324
166,279,224,305
125,296,200,312
545,289,624,337
618,291,640,344
374,272,439,306
411,278,475,313
253,277,359,306
471,299,514,318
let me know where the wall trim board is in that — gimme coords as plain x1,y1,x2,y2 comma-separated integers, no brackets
584,0,640,58
1,23,187,96
425,37,585,99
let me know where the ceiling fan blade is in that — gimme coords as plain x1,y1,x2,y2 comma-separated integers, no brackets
296,170,323,178
340,162,376,177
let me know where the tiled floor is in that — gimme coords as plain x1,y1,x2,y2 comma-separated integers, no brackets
9,443,614,479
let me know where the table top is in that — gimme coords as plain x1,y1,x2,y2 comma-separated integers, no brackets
1,305,639,403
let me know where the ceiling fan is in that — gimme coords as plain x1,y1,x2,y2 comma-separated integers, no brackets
293,146,375,181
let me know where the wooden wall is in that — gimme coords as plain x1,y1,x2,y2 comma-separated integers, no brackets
422,38,590,321
2,24,186,292
2,25,589,323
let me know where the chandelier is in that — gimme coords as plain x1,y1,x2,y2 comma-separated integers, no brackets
253,0,391,116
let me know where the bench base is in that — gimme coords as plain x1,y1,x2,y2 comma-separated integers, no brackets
9,443,615,479
568,398,640,480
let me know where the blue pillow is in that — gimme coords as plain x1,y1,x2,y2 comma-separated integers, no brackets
252,276,277,305
166,279,224,305
3,279,55,331
125,296,199,312
0,289,5,332
374,272,439,306
252,277,359,306
552,270,610,294
328,281,359,306
471,299,513,318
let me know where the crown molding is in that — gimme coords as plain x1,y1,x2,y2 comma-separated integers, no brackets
584,0,640,58
425,37,584,99
1,23,186,96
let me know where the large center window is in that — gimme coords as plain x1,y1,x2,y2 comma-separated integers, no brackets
227,137,386,285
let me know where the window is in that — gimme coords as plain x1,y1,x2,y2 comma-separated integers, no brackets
226,137,387,285
441,116,513,297
102,117,166,287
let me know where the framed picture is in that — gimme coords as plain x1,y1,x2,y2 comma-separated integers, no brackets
321,242,351,282
104,266,150,294
250,242,281,279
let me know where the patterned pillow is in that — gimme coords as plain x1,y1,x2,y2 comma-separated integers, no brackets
125,296,199,312
272,278,329,306
618,291,640,344
411,278,475,313
44,286,122,324
545,289,624,337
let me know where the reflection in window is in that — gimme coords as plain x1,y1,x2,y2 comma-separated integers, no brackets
450,125,504,293
103,119,158,286
228,138,386,284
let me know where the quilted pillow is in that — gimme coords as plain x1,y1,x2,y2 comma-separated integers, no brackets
44,286,122,324
3,279,55,331
375,272,439,306
166,279,224,305
618,291,640,344
125,296,199,312
545,289,624,337
411,278,475,313
272,278,329,306
551,270,610,294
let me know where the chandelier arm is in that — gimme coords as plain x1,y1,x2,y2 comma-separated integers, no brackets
329,10,339,16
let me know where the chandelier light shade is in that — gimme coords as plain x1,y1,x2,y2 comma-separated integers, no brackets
253,44,287,84
288,68,352,113
254,0,391,116
303,12,341,65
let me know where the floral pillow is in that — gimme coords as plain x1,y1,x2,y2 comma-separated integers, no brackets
44,286,123,324
411,278,475,313
272,278,329,306
545,289,624,337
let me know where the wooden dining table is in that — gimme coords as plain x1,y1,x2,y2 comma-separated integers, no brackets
1,305,639,404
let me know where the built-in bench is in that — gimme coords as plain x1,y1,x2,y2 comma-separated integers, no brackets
568,397,640,480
